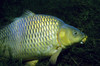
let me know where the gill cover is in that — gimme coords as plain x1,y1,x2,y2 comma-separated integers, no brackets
58,24,71,48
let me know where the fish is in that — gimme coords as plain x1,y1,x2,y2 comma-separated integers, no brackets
0,10,87,65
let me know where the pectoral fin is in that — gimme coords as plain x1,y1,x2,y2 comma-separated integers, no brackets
49,47,62,64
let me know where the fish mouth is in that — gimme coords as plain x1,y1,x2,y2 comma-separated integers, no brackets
80,35,88,44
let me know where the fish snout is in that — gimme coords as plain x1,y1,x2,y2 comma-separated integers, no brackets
80,35,88,44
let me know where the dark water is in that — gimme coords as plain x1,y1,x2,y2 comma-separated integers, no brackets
0,0,100,66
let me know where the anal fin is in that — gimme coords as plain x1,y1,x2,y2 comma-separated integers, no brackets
25,60,38,66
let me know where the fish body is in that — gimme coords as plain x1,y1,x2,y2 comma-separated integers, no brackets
0,10,87,64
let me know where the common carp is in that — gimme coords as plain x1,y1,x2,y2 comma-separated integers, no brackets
0,10,87,65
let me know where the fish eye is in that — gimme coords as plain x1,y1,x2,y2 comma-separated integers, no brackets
73,31,78,36
74,32,77,35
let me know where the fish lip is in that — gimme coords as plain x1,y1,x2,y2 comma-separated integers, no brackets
80,35,88,44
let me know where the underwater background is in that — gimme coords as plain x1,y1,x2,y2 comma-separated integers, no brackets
0,0,100,66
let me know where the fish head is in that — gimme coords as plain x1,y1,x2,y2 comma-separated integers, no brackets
58,24,87,48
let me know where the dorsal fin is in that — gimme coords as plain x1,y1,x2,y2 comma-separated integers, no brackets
13,10,35,22
21,10,35,17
